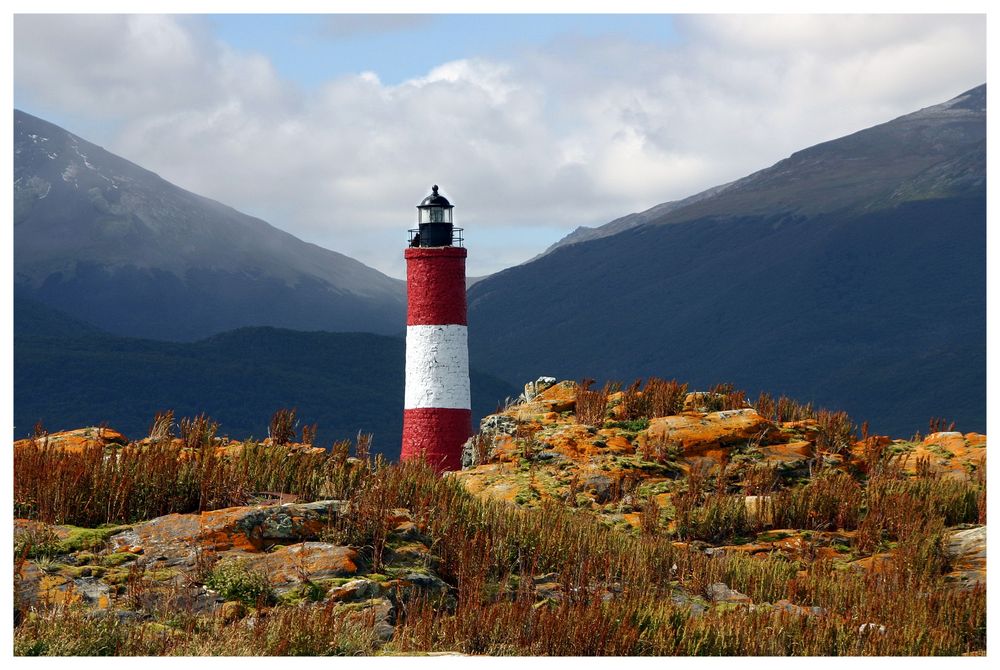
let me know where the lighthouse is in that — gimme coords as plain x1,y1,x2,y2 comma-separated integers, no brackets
401,185,471,471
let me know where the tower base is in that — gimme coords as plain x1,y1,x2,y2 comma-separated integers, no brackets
401,407,471,472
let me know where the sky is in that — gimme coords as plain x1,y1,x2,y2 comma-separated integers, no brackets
11,11,988,278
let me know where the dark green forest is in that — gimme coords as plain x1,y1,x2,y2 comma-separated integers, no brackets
14,298,516,456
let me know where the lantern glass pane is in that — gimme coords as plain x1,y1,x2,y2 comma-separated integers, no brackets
419,207,452,224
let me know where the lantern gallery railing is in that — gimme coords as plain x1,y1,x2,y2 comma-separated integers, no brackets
408,227,464,248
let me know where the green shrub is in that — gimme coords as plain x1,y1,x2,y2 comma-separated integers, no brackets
605,418,650,432
205,559,274,607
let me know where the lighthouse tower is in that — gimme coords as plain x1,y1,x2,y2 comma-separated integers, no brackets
401,185,471,471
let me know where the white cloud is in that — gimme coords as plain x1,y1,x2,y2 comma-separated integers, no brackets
13,14,986,278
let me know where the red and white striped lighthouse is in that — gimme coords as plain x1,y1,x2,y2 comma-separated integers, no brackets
401,185,470,471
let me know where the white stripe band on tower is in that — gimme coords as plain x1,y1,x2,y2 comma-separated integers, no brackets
404,324,471,410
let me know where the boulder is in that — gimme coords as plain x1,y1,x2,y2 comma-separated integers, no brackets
339,597,395,642
523,376,557,402
944,525,985,588
534,449,568,463
580,473,614,503
389,520,428,544
897,434,986,480
17,564,111,609
646,409,775,456
460,437,479,469
387,541,433,567
327,578,382,603
463,415,520,468
14,426,129,453
248,542,359,591
480,414,518,435
670,589,707,616
705,582,752,604
109,500,345,565
400,572,448,594
370,598,396,642
533,381,578,413
759,441,813,475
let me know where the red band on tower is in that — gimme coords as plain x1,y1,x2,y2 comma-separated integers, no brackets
401,407,471,471
405,246,468,326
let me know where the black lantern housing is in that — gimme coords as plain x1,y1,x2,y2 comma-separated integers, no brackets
410,185,463,247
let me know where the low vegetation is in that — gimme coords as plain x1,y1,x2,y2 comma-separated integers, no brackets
13,384,987,656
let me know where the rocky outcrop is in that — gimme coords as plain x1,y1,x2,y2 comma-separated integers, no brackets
15,499,446,638
14,427,128,453
519,380,578,415
456,380,812,520
522,376,557,402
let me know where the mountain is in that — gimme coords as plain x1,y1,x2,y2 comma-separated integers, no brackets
13,110,406,341
537,180,735,258
468,85,986,436
14,297,517,455
542,85,986,255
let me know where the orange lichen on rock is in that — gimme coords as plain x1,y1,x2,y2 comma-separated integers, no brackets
874,432,988,479
250,543,359,588
14,426,129,453
645,409,775,456
759,441,813,468
965,432,986,448
536,424,607,456
595,430,636,454
533,381,578,413
780,419,820,441
452,476,528,503
107,501,344,561
35,574,84,607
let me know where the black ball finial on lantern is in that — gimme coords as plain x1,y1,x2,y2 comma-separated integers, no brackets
419,185,451,209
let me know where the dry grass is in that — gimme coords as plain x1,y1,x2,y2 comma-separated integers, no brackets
704,383,749,411
13,401,988,656
16,454,984,655
771,469,863,531
815,409,856,455
617,377,689,421
754,392,816,423
268,408,297,445
646,378,689,417
14,416,373,526
15,602,383,656
575,379,611,426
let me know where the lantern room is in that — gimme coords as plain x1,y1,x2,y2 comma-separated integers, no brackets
410,185,463,248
